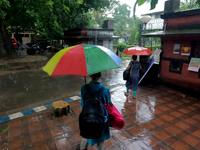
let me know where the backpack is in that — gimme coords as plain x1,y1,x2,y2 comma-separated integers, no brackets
79,84,107,139
123,62,133,80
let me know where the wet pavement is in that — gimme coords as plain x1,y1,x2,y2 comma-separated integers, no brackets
1,84,200,150
1,59,200,150
0,60,127,117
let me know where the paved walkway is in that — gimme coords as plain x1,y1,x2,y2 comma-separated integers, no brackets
1,85,200,150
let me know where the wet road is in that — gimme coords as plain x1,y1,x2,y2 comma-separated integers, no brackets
0,60,129,117
2,59,200,150
3,76,200,150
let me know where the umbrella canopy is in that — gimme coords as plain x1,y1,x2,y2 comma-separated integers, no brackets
43,44,122,77
123,46,153,56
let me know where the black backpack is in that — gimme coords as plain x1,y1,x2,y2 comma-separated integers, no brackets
123,62,133,80
79,84,107,139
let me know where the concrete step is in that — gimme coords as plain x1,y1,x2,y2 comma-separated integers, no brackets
0,60,48,71
6,65,39,71
0,65,6,71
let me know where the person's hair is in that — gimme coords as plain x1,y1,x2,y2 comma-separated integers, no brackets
132,55,137,61
90,72,101,78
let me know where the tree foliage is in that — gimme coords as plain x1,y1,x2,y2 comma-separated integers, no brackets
178,0,200,11
117,43,132,52
2,0,114,40
0,0,10,19
133,0,200,17
133,0,158,17
112,4,131,38
118,43,126,52
88,0,118,28
111,3,141,45
0,0,116,57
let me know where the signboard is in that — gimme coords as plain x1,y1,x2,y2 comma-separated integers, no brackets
139,49,162,84
188,58,200,72
173,44,180,54
181,47,191,56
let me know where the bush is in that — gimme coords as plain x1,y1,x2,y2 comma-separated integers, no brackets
118,43,125,52
146,45,161,51
117,43,132,52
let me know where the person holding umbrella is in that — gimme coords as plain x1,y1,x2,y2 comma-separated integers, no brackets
124,55,141,99
42,44,122,150
77,72,112,150
123,46,152,99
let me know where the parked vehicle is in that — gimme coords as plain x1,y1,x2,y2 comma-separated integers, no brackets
26,43,37,50
26,41,51,55
26,43,46,55
11,37,20,55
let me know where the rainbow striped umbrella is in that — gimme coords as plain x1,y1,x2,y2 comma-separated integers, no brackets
43,45,122,77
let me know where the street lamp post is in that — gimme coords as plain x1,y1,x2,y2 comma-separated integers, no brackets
140,15,152,47
139,23,142,47
93,24,99,45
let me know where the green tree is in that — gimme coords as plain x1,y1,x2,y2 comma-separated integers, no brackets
89,9,107,27
111,3,142,46
89,0,118,27
178,0,200,11
128,17,141,45
118,43,126,52
0,0,114,57
133,0,200,17
0,0,16,57
112,3,131,38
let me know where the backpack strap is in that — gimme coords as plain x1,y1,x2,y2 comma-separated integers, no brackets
106,88,109,105
130,61,134,76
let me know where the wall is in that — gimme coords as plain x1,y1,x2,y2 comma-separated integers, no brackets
64,39,88,46
164,14,200,31
161,60,200,91
12,33,33,46
103,40,113,50
160,36,200,91
162,36,191,59
64,29,114,49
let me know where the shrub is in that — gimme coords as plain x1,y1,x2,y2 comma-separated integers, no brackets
118,43,125,52
118,43,132,52
146,45,161,51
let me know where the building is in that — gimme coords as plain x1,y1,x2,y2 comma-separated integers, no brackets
64,20,115,50
141,11,164,31
142,7,200,92
11,31,35,48
141,11,164,47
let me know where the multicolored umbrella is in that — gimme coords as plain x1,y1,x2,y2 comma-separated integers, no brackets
43,45,122,77
123,46,153,56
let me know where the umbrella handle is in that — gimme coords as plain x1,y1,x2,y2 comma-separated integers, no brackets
84,76,86,84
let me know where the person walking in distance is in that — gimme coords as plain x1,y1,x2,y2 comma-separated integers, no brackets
77,72,112,150
124,55,141,99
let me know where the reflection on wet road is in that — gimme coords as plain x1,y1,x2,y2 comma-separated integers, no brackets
107,85,200,150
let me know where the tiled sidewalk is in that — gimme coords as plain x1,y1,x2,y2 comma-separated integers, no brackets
1,85,200,150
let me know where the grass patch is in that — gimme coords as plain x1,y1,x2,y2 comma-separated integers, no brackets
121,57,130,61
122,54,131,57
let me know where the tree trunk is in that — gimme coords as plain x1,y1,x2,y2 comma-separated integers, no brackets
52,101,71,118
0,18,18,58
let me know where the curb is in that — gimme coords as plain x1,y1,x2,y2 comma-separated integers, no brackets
0,95,81,124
